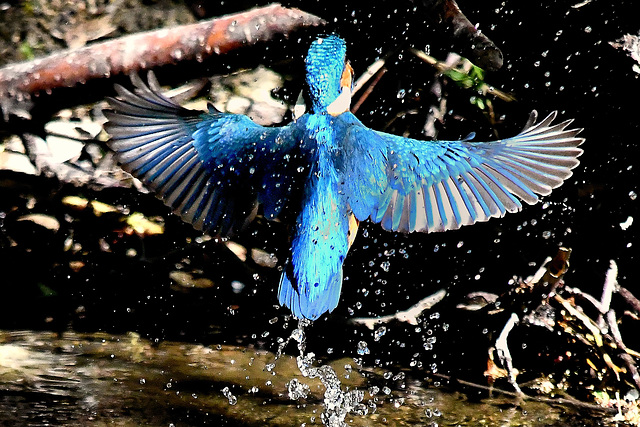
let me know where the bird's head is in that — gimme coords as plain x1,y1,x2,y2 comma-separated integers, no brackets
304,35,353,115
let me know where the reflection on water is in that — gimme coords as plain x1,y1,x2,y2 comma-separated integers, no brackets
0,329,610,426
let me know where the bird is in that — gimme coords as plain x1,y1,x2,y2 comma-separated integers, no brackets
104,35,584,321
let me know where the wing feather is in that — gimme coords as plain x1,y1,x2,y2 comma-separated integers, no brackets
338,111,583,233
105,72,306,236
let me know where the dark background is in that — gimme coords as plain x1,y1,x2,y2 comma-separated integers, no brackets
0,0,638,381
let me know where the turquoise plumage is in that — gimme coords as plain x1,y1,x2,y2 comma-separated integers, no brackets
104,35,584,320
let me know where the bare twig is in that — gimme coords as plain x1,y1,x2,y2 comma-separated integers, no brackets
421,0,503,71
572,0,593,7
606,309,640,389
422,78,447,138
495,313,522,394
567,286,607,314
440,0,502,69
555,294,604,347
600,260,618,314
351,66,388,114
410,49,515,103
563,260,616,328
0,4,325,120
352,57,388,96
617,285,640,314
351,289,447,329
610,34,640,71
525,256,553,286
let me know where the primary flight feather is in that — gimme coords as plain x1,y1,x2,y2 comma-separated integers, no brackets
104,35,584,320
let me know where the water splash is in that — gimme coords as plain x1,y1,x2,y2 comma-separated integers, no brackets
278,319,367,426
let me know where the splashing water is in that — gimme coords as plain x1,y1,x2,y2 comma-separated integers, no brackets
286,378,310,400
278,319,367,426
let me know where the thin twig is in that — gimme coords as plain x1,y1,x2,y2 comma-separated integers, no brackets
566,285,607,313
351,289,447,329
351,67,387,114
617,286,640,314
554,294,604,347
606,309,640,389
495,313,522,394
600,260,618,313
410,48,515,103
352,57,388,96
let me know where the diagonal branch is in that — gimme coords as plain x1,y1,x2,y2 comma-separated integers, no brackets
0,4,325,120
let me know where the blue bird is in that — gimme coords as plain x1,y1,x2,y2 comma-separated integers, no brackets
104,35,583,320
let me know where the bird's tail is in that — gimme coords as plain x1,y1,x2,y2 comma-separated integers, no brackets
278,266,343,321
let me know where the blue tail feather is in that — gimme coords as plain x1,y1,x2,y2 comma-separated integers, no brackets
278,268,343,321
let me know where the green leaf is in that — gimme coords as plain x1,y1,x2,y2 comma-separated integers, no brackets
38,283,57,297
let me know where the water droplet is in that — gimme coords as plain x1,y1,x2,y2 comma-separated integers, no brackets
374,326,387,341
291,328,304,343
221,386,237,405
231,281,244,293
357,341,370,355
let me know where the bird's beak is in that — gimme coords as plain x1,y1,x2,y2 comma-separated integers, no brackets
341,61,354,90
327,62,354,116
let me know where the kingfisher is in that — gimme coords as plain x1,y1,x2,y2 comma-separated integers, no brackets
104,35,583,320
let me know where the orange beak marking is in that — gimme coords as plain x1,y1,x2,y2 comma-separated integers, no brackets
341,61,354,89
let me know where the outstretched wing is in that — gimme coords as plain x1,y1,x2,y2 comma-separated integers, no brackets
104,73,306,236
338,111,584,233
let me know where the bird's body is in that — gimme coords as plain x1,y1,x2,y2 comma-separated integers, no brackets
105,35,583,320
280,113,351,319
